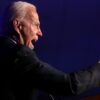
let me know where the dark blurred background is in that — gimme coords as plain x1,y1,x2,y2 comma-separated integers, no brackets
0,0,100,99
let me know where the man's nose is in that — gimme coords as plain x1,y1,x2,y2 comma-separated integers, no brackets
38,29,42,36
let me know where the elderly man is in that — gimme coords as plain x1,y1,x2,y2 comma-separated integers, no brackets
1,1,100,100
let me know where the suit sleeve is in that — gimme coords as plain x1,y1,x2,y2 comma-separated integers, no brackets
70,63,100,95
13,46,100,96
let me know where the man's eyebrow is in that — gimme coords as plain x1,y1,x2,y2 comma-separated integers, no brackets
33,20,40,25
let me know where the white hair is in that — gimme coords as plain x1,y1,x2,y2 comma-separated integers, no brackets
1,1,36,34
9,1,36,21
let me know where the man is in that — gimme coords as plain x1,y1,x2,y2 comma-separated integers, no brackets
1,1,100,100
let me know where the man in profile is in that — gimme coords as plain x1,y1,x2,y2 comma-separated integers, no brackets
0,1,100,100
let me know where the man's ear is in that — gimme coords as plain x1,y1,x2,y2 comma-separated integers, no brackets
12,18,22,35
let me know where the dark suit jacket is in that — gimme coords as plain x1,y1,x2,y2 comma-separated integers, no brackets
0,36,99,100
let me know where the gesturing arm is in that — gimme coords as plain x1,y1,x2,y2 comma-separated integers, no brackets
13,45,100,96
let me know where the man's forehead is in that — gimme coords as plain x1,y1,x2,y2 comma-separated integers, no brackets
31,12,40,24
32,12,39,19
26,6,39,22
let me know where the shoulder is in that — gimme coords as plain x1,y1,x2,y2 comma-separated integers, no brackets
16,45,39,63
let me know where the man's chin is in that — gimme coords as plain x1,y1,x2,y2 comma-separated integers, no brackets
26,41,34,49
30,42,34,49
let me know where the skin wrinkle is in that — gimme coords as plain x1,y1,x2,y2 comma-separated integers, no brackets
13,6,42,49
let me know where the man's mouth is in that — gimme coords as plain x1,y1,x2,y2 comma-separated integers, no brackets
32,40,35,44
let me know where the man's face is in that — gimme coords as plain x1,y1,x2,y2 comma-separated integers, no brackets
20,11,42,49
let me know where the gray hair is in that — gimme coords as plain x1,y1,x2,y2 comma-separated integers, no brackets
9,1,36,21
1,1,36,34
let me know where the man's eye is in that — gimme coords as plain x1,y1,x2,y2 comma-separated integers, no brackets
35,24,40,28
32,23,37,26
